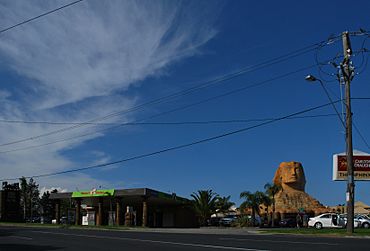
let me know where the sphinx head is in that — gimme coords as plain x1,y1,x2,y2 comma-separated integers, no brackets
273,161,306,192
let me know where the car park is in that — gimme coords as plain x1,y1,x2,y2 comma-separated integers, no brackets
279,218,297,228
338,214,362,228
208,217,221,226
308,213,341,229
308,213,361,229
25,216,41,223
355,214,370,228
219,215,238,226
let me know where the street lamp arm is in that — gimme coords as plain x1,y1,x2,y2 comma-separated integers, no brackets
305,75,345,128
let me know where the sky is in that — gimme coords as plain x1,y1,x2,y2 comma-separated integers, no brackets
0,0,369,207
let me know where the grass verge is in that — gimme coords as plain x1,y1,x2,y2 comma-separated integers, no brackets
0,222,135,231
258,227,370,236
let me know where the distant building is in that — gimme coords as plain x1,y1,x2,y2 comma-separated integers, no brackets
0,182,21,222
328,201,370,215
49,187,198,228
354,201,370,215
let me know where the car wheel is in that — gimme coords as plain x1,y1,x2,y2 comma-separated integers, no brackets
314,222,323,230
363,222,370,229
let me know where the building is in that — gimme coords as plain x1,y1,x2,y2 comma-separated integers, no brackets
0,182,21,222
328,201,370,215
49,188,198,228
354,201,370,215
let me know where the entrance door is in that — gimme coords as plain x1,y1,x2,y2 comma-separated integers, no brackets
155,212,163,227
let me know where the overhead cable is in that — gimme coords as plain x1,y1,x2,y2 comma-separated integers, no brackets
0,99,347,181
0,43,324,147
0,0,84,34
0,64,319,154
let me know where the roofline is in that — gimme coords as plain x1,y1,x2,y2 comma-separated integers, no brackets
49,187,189,203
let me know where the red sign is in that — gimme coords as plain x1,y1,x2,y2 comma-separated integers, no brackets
333,154,370,181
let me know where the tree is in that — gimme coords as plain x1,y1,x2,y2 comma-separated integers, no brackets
215,196,235,215
39,191,54,220
19,177,40,221
239,191,265,226
264,182,282,227
260,193,272,212
191,190,218,226
260,193,272,226
19,177,28,220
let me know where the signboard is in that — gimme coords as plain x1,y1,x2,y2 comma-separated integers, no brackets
82,216,88,226
72,189,114,198
333,153,370,181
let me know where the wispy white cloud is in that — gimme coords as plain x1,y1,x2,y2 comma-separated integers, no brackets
0,0,218,109
0,0,220,189
38,173,114,194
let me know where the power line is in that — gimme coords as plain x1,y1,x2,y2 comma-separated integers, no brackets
314,78,346,127
318,79,370,151
0,64,320,154
0,100,347,181
0,113,338,126
0,113,338,155
352,119,370,150
0,0,84,34
0,43,323,148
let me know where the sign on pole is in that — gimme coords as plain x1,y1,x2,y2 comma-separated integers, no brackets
333,152,370,181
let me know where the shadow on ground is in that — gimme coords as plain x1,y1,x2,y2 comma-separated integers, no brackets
0,228,14,237
0,244,62,250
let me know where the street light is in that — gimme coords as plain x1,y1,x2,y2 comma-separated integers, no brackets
305,74,345,127
306,73,355,234
305,74,317,82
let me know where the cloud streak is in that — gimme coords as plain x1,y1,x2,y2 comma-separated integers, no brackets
0,0,220,191
0,0,218,109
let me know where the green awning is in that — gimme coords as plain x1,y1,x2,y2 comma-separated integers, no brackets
72,189,115,198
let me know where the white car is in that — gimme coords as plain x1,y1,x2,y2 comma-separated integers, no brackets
354,214,370,228
308,213,361,229
308,213,341,229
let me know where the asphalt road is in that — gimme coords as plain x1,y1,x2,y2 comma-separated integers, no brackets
0,226,369,251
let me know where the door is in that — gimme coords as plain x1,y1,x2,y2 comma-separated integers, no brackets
318,214,332,227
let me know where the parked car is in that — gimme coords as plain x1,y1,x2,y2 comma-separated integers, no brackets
308,213,341,229
25,216,41,223
60,216,68,224
40,216,52,224
355,214,370,228
338,214,362,228
309,213,361,229
219,215,238,226
279,218,297,228
208,217,221,226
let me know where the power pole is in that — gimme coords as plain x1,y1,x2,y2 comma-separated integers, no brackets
341,31,355,234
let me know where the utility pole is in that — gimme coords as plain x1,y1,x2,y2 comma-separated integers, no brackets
341,31,355,234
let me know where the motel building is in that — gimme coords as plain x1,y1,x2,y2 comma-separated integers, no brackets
49,188,198,228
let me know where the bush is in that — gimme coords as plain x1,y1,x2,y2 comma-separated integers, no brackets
235,215,251,227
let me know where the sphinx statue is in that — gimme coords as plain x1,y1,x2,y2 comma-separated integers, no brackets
272,161,327,215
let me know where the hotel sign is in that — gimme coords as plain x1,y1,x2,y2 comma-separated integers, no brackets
333,154,370,181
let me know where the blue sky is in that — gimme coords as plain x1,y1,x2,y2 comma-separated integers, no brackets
0,0,369,207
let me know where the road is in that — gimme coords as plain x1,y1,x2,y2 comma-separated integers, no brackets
0,226,369,251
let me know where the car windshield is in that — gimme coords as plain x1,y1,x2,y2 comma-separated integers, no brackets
355,215,369,220
357,215,370,219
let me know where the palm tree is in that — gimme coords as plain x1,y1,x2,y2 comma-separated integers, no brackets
260,193,272,226
264,182,282,227
191,190,218,226
215,196,235,215
240,191,265,226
